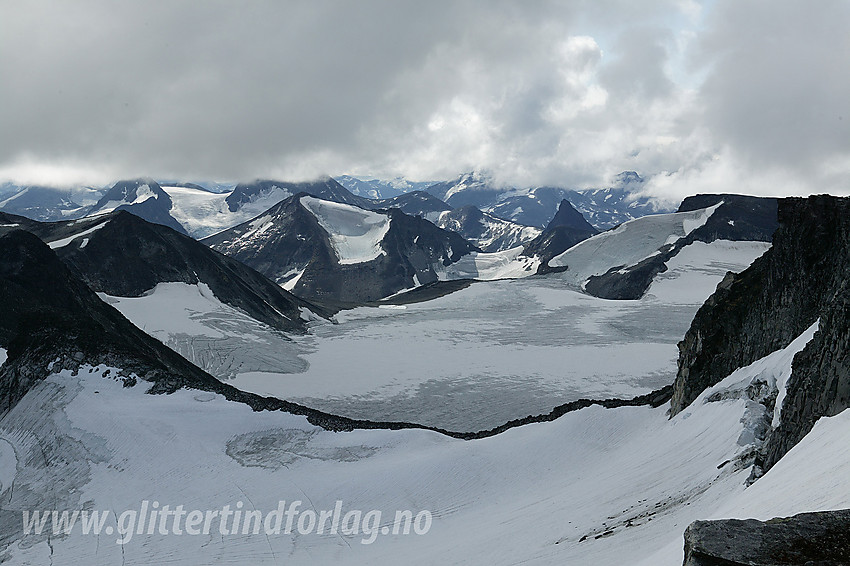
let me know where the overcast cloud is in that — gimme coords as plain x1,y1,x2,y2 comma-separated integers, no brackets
0,0,847,199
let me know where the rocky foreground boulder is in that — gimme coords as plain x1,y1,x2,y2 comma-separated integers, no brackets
683,509,850,565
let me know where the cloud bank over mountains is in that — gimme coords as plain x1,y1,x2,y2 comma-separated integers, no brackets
1,0,847,199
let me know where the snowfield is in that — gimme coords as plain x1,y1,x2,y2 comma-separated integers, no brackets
548,203,722,287
102,240,769,431
301,196,391,264
438,246,540,281
1,321,847,565
643,240,772,304
162,185,292,239
99,283,308,378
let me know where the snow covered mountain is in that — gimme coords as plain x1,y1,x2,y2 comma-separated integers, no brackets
580,195,778,299
521,199,599,265
335,175,437,199
204,193,476,306
426,171,672,230
0,185,102,221
86,178,187,234
424,171,506,209
0,229,224,414
227,176,369,212
366,191,451,221
539,195,777,300
434,205,541,252
0,210,322,334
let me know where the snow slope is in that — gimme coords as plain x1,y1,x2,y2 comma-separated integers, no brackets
643,240,772,305
301,196,390,264
162,185,293,239
438,246,540,281
1,320,840,565
548,203,722,287
100,283,308,378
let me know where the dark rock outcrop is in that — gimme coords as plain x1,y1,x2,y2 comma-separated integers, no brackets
683,509,850,566
522,199,598,269
671,195,850,471
678,194,779,243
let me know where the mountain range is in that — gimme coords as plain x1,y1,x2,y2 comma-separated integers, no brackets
2,186,849,564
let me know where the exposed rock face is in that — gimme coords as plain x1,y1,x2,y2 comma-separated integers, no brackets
0,230,224,415
683,509,850,566
671,195,850,471
585,195,777,300
522,199,598,268
677,194,779,243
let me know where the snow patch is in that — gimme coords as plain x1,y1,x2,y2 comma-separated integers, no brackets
773,320,819,427
301,196,390,264
298,306,323,322
644,240,772,305
47,221,108,249
98,282,233,340
281,269,305,291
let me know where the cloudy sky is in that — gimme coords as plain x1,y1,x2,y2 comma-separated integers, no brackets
1,0,847,199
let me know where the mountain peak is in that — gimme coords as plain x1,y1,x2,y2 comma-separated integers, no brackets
546,199,596,232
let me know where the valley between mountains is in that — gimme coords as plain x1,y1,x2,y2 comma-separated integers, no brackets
1,175,849,565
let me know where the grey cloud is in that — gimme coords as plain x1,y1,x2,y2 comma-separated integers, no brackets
0,0,847,199
695,1,850,171
598,26,674,101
